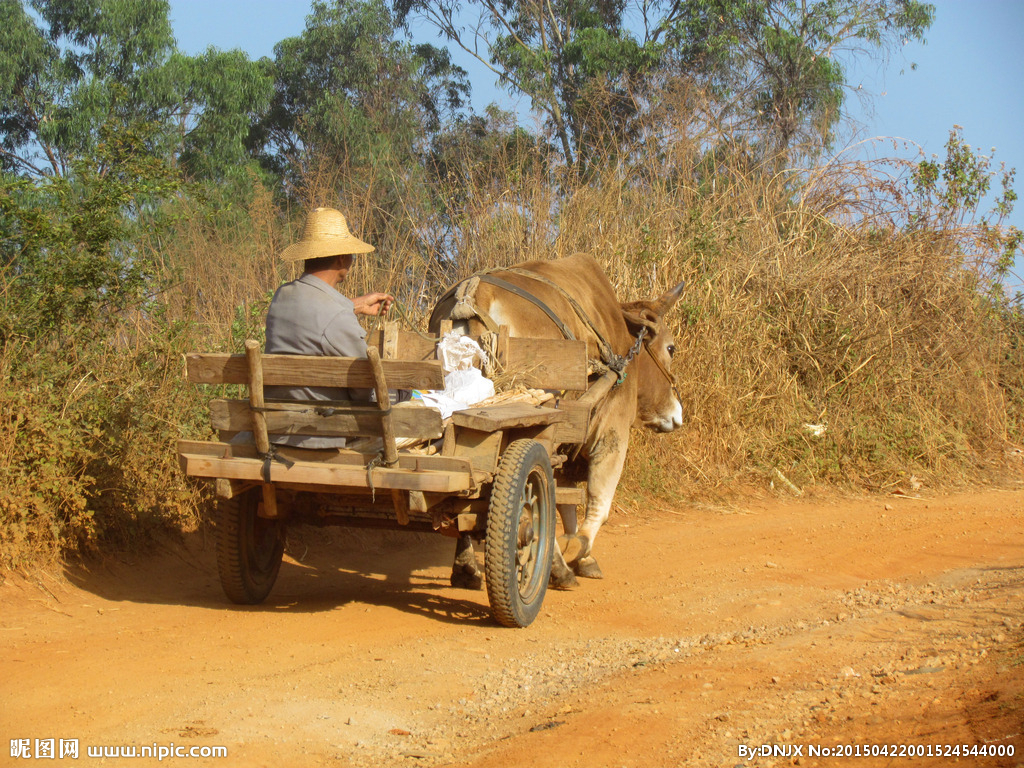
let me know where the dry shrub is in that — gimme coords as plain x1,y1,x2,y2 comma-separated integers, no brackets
150,173,286,348
598,91,1023,496
0,318,211,568
142,79,1022,520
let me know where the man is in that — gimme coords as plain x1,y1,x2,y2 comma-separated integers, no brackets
264,206,393,449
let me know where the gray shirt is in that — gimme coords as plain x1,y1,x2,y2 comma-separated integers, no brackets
264,273,368,448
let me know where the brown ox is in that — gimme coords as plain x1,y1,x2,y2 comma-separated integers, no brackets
429,253,684,589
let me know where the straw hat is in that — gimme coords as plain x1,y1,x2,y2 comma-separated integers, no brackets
279,207,375,261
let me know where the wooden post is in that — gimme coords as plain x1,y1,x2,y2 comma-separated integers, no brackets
391,489,411,526
382,320,399,359
365,346,399,467
244,339,278,518
495,324,510,378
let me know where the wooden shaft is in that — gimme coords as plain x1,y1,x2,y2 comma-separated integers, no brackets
577,369,618,410
366,346,399,466
496,324,510,375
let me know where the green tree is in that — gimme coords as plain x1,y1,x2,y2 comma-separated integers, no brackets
910,126,1022,289
421,104,548,274
396,0,933,166
0,121,180,343
664,0,935,157
395,0,665,168
251,0,471,186
0,0,272,182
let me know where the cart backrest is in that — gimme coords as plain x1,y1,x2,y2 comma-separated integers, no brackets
185,352,445,390
185,345,447,448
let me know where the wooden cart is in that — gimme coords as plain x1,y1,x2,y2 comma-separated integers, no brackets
177,322,613,628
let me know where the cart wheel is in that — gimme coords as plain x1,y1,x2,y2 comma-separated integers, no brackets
217,488,285,605
485,439,556,628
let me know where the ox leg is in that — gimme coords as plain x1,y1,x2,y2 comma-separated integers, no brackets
570,433,628,579
548,500,579,589
450,533,483,590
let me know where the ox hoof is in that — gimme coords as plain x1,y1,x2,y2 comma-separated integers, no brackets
558,533,589,564
549,560,578,590
573,555,604,580
450,565,483,590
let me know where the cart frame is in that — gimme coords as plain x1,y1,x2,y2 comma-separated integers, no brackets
177,321,612,627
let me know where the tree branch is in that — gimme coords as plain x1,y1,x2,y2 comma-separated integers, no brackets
0,146,48,178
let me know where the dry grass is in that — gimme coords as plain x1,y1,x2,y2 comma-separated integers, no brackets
264,88,1018,500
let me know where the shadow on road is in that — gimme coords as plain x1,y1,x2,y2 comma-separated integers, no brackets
63,522,495,626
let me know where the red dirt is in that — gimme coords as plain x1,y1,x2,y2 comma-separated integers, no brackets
2,485,1022,767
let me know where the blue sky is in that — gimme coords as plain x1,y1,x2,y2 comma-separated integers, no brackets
168,0,1024,286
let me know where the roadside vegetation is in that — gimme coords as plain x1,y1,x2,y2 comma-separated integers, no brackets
1,0,1021,567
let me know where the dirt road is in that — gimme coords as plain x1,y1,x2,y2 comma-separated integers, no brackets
2,486,1022,767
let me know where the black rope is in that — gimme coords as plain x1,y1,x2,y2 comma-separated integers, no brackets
258,444,295,482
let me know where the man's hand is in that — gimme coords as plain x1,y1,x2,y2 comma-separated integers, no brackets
352,292,394,317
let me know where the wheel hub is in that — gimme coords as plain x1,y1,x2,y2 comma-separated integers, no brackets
518,516,535,549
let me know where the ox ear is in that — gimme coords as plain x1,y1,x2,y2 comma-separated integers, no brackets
621,302,659,335
621,281,685,334
651,280,685,317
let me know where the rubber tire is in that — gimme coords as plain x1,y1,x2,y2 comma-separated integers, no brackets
484,439,556,628
217,488,286,605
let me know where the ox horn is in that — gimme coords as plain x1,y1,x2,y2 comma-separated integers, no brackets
653,280,685,316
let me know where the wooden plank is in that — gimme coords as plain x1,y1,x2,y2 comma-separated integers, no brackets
503,337,587,391
186,353,444,390
209,400,443,439
179,453,475,493
449,428,503,474
452,403,567,433
371,325,585,392
368,326,438,361
382,322,399,359
555,486,585,505
551,399,590,444
177,439,234,460
176,440,471,474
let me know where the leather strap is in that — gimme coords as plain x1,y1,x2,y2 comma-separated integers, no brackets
478,274,577,341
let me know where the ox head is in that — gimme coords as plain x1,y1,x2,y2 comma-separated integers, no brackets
621,281,685,433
